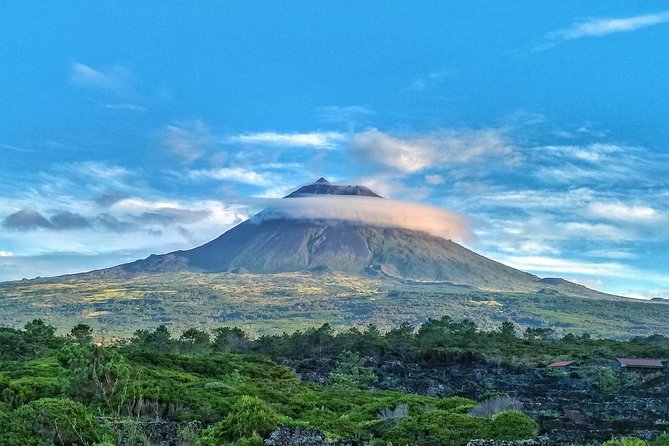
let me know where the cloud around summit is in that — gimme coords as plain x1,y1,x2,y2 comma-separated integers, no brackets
255,195,472,242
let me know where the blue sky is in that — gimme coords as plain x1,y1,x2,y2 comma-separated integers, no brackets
1,2,669,298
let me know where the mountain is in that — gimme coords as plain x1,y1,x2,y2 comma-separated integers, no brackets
66,179,616,298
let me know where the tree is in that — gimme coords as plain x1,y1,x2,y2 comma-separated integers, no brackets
524,327,554,341
58,345,131,418
212,327,250,353
0,329,32,360
69,324,93,346
131,325,173,352
23,319,62,354
386,322,415,360
499,322,517,339
303,324,334,358
327,351,377,390
178,328,210,354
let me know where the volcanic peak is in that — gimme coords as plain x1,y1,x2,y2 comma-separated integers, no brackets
284,178,382,198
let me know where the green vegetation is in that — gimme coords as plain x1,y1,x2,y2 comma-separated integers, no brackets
0,318,557,446
1,316,668,444
2,271,669,339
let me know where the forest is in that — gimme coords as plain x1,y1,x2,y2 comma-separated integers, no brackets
1,317,668,445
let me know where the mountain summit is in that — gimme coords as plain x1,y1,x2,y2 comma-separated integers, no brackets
75,179,612,297
284,178,382,198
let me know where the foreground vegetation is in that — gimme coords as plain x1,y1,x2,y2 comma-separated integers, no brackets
1,316,669,445
2,272,669,339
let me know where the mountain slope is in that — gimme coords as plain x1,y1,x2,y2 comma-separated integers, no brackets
111,220,537,290
61,179,619,299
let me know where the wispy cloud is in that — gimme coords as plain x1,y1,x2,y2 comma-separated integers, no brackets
585,249,639,260
537,11,669,49
70,62,131,91
556,11,669,39
0,143,35,153
105,103,147,112
225,131,345,149
319,105,374,123
350,128,515,173
404,71,449,92
187,167,274,186
503,255,629,277
425,174,445,186
588,202,660,223
161,120,215,164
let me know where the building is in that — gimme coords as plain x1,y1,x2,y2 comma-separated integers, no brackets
547,360,576,371
616,358,665,372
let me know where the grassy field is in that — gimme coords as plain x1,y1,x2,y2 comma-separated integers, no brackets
1,271,668,339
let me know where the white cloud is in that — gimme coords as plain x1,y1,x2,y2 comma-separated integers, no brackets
503,255,629,277
226,132,345,149
0,250,14,257
319,105,374,123
161,120,214,164
70,62,131,91
257,195,471,241
560,222,633,241
542,143,621,163
551,11,669,40
187,167,274,186
588,202,660,222
350,128,514,173
518,241,560,255
585,249,639,260
425,174,445,185
105,103,147,112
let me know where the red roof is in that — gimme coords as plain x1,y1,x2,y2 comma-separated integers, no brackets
616,358,664,368
547,361,575,367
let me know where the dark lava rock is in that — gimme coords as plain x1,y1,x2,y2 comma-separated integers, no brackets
117,420,201,446
467,439,552,446
264,426,353,446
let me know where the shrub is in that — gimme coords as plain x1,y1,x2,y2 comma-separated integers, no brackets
197,395,282,445
15,397,102,445
327,351,376,390
377,403,409,423
468,395,523,417
603,438,648,446
385,410,489,446
651,433,669,446
488,411,539,441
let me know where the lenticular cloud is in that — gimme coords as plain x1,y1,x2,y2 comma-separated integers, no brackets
255,195,471,241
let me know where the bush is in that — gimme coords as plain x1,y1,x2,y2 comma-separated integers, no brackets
0,408,43,446
469,395,523,417
488,411,539,441
327,351,376,390
377,403,409,423
197,395,282,445
652,433,669,446
385,410,489,446
15,397,102,445
603,438,648,446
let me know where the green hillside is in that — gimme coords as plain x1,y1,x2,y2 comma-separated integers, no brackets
1,272,666,339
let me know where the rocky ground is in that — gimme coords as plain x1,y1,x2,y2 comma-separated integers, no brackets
285,357,669,445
